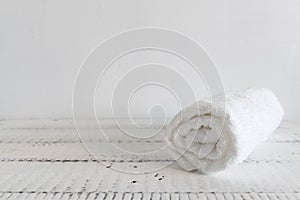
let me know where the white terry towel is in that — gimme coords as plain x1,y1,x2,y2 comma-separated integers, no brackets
165,88,283,173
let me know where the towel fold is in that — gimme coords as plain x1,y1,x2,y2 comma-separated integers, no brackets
165,88,283,173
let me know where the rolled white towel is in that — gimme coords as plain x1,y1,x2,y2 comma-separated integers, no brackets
165,88,283,173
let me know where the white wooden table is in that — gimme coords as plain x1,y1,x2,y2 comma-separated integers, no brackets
0,120,299,200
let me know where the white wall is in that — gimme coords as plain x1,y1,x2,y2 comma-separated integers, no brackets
0,0,300,123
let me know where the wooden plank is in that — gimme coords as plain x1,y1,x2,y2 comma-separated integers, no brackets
0,162,299,193
0,121,299,144
0,120,299,199
0,141,298,164
0,192,299,200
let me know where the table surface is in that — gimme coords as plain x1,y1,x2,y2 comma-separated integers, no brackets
0,120,299,200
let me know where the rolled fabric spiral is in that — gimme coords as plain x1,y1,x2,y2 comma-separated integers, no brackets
164,88,284,173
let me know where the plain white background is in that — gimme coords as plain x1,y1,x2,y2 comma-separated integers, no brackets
0,0,300,123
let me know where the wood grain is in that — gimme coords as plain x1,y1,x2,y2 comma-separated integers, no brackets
0,120,299,199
